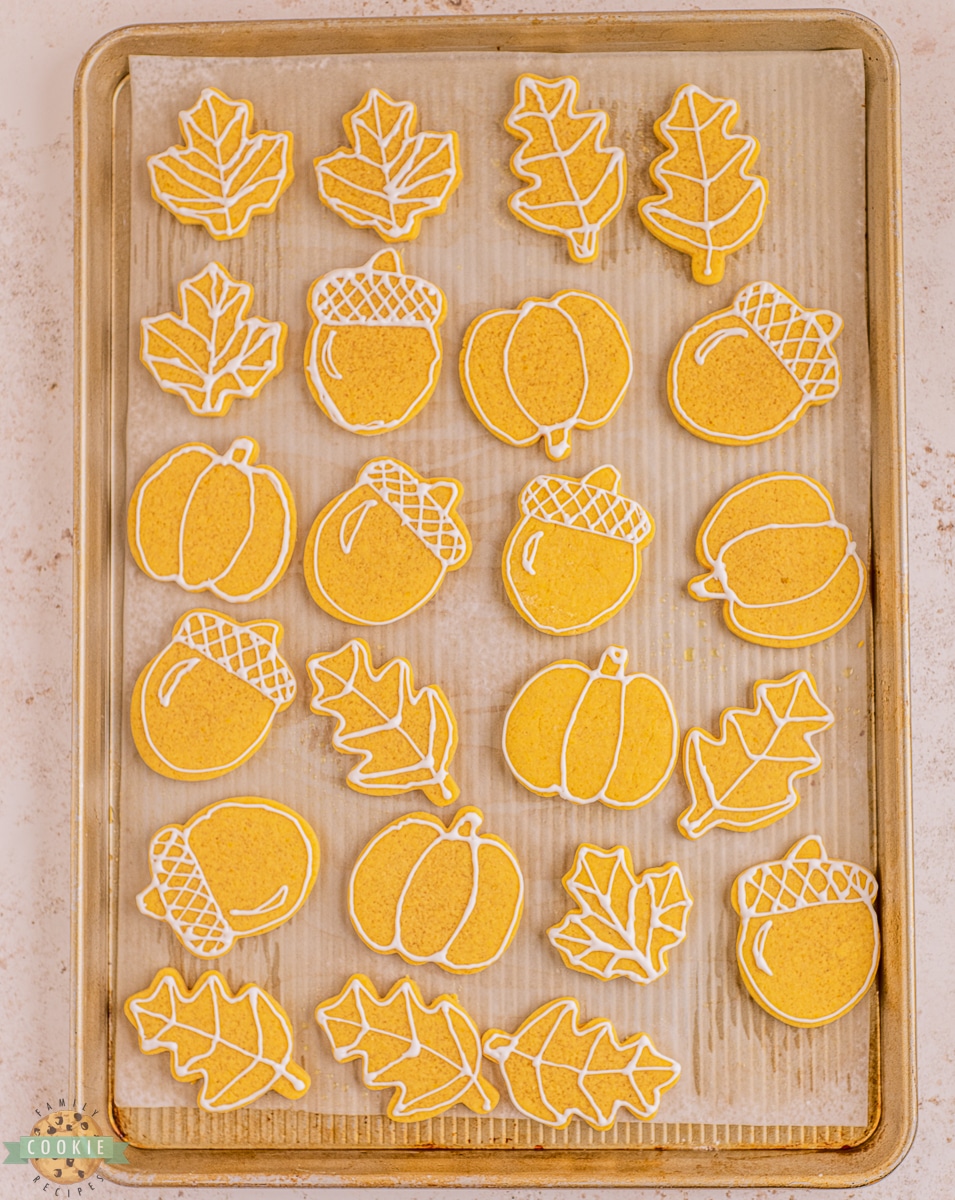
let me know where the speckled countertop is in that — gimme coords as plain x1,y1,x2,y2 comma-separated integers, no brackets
1,0,951,1196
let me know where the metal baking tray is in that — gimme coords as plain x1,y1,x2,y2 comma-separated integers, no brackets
73,10,912,1188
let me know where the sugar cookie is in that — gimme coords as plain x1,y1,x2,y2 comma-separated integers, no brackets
304,458,471,625
305,250,446,434
688,472,866,647
131,609,296,781
137,797,319,958
504,74,626,264
639,83,768,284
732,835,880,1028
503,465,653,635
348,807,523,974
128,437,295,604
679,671,834,839
314,89,461,242
147,87,293,240
125,968,309,1112
483,998,680,1129
459,289,632,461
503,646,678,808
669,282,843,444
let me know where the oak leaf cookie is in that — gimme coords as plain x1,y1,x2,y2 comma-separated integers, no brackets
503,465,654,635
348,807,524,974
304,250,446,434
503,646,678,808
147,87,293,239
483,998,680,1128
639,83,768,284
125,968,310,1112
688,472,866,647
140,261,286,417
732,835,880,1028
504,74,626,263
679,671,834,840
315,974,498,1121
128,437,295,604
669,282,843,444
137,797,319,958
459,289,632,461
131,609,296,781
314,89,462,242
304,457,471,625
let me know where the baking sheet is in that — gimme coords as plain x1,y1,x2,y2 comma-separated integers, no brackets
114,46,872,1146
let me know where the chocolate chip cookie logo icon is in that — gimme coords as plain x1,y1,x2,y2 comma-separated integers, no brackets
4,1100,127,1189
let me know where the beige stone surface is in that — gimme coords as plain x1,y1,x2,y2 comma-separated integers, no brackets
0,0,950,1195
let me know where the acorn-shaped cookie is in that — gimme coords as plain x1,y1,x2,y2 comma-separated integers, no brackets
305,250,446,434
669,282,843,444
131,609,296,781
138,797,319,957
733,835,880,1028
460,290,632,461
304,457,471,625
689,472,865,647
503,465,654,636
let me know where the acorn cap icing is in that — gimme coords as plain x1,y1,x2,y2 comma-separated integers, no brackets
139,825,232,956
172,610,296,707
734,835,878,921
519,464,653,546
309,250,444,328
360,458,469,566
734,282,843,401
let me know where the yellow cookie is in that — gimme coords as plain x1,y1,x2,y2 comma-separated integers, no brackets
305,250,446,434
131,609,296,781
483,998,680,1129
137,797,319,958
503,465,654,636
140,261,287,417
460,290,632,461
314,88,462,242
307,639,459,806
315,974,498,1122
147,87,293,240
503,646,678,809
669,282,843,444
688,472,866,647
679,671,834,840
732,835,880,1028
125,968,310,1112
304,458,471,625
505,74,627,264
348,807,524,974
548,845,692,984
128,437,296,604
639,83,768,284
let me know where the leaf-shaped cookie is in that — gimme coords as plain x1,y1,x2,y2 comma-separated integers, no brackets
314,974,498,1121
307,639,458,806
140,262,287,417
679,670,834,839
505,74,626,264
483,998,679,1129
314,89,462,242
548,845,691,984
639,83,768,284
147,87,293,240
124,968,309,1112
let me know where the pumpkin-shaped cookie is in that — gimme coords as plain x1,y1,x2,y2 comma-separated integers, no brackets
349,807,524,974
138,797,319,957
688,472,866,647
733,835,880,1028
503,646,678,809
305,250,446,434
460,290,632,460
128,438,295,603
503,465,653,636
669,281,843,445
304,457,471,625
131,609,296,781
